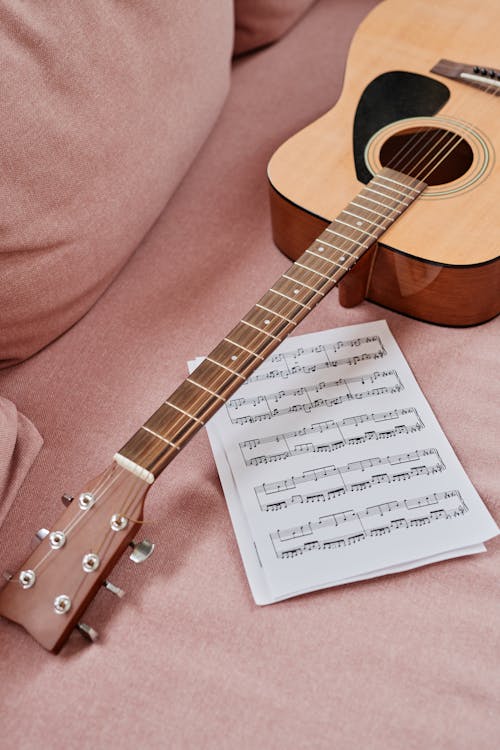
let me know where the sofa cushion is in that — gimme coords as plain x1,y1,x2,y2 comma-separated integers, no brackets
234,0,315,54
0,397,42,527
0,0,233,368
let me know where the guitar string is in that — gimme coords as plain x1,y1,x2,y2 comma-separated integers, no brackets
29,466,127,575
22,79,498,590
384,77,500,174
62,107,491,573
114,128,456,472
112,79,500,475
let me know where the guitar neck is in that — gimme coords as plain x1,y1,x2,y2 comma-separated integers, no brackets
115,167,425,483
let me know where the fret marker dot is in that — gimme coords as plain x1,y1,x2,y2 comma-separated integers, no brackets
231,355,238,361
340,256,346,261
356,221,363,226
293,289,299,295
317,246,324,252
264,319,270,325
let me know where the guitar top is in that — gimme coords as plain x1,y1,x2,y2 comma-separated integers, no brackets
267,0,500,326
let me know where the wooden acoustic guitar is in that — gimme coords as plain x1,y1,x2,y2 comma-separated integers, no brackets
268,0,500,326
0,0,499,652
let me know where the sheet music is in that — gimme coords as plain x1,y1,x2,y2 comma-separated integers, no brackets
189,320,498,604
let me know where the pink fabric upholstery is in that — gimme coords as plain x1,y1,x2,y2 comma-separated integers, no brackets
234,0,315,54
0,0,233,367
0,1,498,748
0,397,42,527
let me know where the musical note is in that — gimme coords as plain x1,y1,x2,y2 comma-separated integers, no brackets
227,370,403,424
269,492,470,558
239,408,424,466
245,335,387,383
255,449,444,508
191,319,499,603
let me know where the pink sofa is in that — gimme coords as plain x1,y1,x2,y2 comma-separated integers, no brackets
1,1,498,748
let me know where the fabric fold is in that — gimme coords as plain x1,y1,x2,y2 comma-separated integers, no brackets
0,396,43,527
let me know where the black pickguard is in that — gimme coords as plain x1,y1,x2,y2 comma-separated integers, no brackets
353,71,450,183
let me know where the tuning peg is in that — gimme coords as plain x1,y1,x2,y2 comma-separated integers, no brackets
35,528,50,542
102,580,125,598
129,539,155,563
2,571,13,582
61,493,74,507
76,622,99,643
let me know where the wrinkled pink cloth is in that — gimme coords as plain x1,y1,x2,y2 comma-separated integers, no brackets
0,397,42,527
234,0,316,54
0,0,233,367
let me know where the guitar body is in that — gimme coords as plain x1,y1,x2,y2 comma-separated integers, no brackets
267,0,500,326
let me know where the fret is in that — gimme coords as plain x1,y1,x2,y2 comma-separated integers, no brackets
243,305,292,340
356,194,403,213
186,377,227,402
222,323,276,361
351,201,393,220
339,208,386,229
377,173,421,193
165,400,205,425
282,273,326,296
318,242,358,260
314,237,358,259
334,217,378,239
255,303,297,325
206,356,246,380
371,179,413,197
224,337,265,361
171,369,232,416
118,430,179,477
142,425,181,450
362,186,410,206
324,228,366,246
189,358,241,397
313,237,341,251
295,259,333,280
303,252,351,274
270,287,312,309
240,318,282,341
282,262,331,294
258,289,310,324
300,248,349,275
115,167,426,479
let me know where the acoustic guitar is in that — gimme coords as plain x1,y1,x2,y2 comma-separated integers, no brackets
268,0,500,326
0,0,498,652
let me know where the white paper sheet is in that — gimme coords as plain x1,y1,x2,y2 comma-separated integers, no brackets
189,320,498,604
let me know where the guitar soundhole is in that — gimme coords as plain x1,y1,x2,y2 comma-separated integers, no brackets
379,127,474,185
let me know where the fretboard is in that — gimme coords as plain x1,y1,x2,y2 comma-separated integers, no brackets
115,167,425,483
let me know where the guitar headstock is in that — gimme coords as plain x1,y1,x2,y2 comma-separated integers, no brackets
0,463,152,653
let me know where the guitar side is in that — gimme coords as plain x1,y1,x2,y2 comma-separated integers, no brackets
267,0,500,326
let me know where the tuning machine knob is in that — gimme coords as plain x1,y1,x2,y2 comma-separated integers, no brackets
35,528,50,542
102,580,125,598
61,493,74,507
76,622,99,642
129,539,155,563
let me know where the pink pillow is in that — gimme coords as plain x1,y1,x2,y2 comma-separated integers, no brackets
0,0,233,368
234,0,316,55
0,396,43,527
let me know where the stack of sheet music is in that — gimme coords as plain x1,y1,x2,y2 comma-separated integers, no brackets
189,320,498,604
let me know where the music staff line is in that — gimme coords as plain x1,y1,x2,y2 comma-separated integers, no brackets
256,448,445,510
239,407,424,466
246,346,386,383
227,369,403,425
269,491,469,559
245,335,386,383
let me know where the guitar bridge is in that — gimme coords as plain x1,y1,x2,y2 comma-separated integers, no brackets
431,58,500,92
